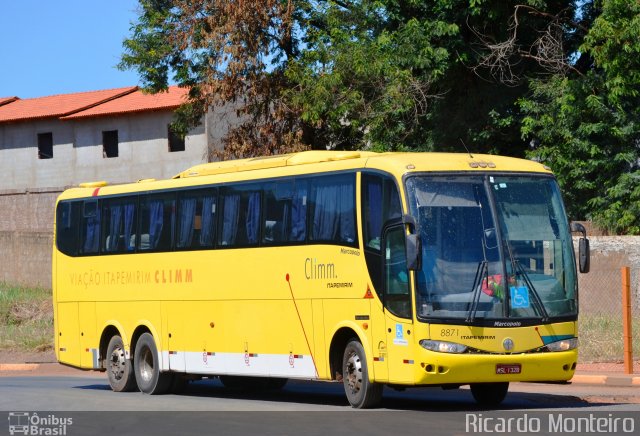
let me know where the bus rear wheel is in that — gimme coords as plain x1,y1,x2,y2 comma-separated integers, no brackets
342,339,382,409
106,335,137,392
470,382,509,407
134,333,173,395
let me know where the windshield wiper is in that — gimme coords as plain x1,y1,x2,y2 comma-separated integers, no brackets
466,261,488,323
504,243,550,323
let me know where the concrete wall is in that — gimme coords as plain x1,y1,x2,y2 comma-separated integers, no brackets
0,189,61,288
0,110,207,190
0,231,52,288
0,188,62,232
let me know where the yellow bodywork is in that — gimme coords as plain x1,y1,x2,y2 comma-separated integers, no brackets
53,151,576,385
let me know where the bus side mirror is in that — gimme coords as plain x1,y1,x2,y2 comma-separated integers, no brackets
570,222,590,274
406,233,421,271
403,214,421,271
578,238,590,273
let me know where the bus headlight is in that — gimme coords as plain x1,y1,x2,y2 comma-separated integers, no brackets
545,338,578,352
419,340,468,354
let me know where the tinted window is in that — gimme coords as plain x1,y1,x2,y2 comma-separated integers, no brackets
263,179,308,244
102,197,137,253
139,194,176,251
219,185,261,247
310,174,356,245
80,200,101,255
362,174,403,296
384,225,412,318
362,174,402,251
56,201,80,256
176,188,217,249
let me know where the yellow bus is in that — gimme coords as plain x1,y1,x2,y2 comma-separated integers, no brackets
53,151,589,408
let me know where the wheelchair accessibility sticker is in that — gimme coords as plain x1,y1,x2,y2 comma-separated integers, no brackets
393,323,408,346
510,286,530,309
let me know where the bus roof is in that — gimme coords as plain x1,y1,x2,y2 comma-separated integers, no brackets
58,151,552,200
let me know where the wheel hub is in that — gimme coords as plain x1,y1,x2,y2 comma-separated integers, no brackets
345,351,363,394
139,347,154,383
109,347,126,381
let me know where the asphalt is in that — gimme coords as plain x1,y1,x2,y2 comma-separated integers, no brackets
1,361,639,386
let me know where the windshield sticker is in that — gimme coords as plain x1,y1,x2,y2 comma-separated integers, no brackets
510,286,530,309
393,324,408,346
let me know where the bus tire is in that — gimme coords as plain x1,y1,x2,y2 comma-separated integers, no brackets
106,335,137,392
134,333,172,395
470,382,509,407
342,339,382,409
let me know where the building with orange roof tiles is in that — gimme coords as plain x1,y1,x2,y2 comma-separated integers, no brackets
0,86,216,192
0,85,243,287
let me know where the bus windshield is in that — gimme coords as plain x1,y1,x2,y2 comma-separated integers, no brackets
406,174,577,322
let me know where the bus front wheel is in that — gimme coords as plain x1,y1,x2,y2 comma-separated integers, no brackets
342,339,383,408
106,335,137,392
470,382,509,407
134,333,173,395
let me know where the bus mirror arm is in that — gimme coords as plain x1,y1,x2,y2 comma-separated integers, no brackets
403,215,422,271
570,222,590,274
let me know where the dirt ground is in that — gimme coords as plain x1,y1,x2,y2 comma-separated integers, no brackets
0,349,56,364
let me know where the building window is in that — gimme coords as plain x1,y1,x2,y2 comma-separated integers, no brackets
103,130,119,158
37,132,53,159
168,125,185,152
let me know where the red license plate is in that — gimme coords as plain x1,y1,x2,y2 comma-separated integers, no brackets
496,364,521,374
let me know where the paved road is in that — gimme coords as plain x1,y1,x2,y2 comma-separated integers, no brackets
1,373,638,435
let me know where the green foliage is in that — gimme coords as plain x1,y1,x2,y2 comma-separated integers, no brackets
0,283,53,351
120,0,640,234
286,2,456,151
521,0,640,233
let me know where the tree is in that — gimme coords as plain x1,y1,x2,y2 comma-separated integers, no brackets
120,1,640,233
120,1,460,155
520,0,640,233
120,0,307,159
285,1,456,151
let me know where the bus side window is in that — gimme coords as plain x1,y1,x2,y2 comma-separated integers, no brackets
139,194,176,252
384,225,411,319
56,201,80,256
219,186,261,247
102,197,138,254
262,179,308,244
263,181,292,244
176,188,217,249
81,200,101,255
362,174,403,296
310,174,356,245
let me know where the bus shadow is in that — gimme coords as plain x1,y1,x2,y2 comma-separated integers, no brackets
83,378,615,411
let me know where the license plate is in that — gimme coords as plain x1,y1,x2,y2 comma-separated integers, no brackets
496,364,521,374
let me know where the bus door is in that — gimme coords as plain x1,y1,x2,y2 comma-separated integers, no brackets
382,224,415,384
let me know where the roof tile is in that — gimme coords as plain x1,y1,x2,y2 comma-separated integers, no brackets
61,86,189,120
0,96,19,107
0,87,137,123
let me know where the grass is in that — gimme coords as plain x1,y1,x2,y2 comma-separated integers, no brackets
578,313,640,363
0,283,53,351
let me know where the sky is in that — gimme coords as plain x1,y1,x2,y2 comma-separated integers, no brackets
0,0,151,99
